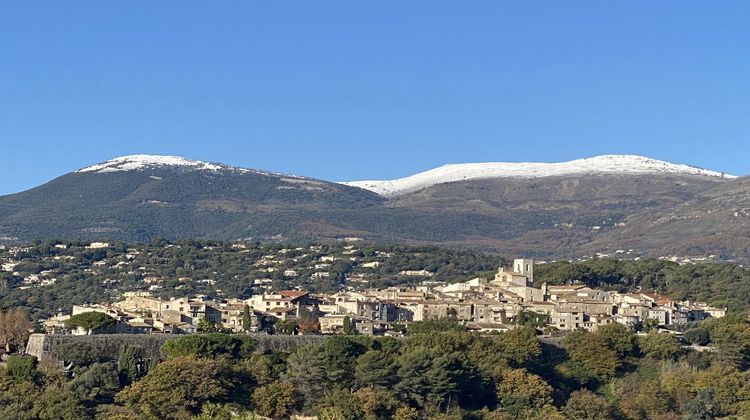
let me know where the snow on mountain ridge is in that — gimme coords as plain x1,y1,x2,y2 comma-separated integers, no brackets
77,154,227,173
342,155,736,197
76,154,317,183
76,154,299,178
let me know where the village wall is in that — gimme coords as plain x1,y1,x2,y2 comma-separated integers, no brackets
26,333,325,363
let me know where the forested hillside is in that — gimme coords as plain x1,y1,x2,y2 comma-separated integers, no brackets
0,240,499,319
3,317,750,418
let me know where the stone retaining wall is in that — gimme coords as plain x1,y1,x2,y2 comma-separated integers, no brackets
26,333,326,363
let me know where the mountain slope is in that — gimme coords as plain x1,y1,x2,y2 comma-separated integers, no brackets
373,172,729,256
343,155,734,196
586,175,750,259
2,154,749,262
0,155,384,242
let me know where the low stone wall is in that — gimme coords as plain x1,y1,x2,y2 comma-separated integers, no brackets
252,333,325,352
26,333,174,362
26,333,326,363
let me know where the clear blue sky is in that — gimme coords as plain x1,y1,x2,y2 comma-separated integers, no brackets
2,1,749,194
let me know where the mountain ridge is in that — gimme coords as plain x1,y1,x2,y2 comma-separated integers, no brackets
75,154,309,180
342,154,735,196
2,153,749,262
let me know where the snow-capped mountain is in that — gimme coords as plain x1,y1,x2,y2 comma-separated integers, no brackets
76,154,274,176
76,154,312,180
0,154,383,243
4,153,750,262
343,155,736,196
77,154,226,173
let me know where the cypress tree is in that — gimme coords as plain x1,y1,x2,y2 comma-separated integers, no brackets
242,304,252,332
117,344,144,385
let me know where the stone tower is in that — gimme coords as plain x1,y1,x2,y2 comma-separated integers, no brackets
513,259,534,282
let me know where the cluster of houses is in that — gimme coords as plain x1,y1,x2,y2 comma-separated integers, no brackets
41,259,726,336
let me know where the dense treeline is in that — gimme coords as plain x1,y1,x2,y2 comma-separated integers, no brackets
3,315,750,419
536,257,750,311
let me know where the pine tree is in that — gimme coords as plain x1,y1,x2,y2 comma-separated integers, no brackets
282,344,328,412
355,350,398,389
395,350,432,407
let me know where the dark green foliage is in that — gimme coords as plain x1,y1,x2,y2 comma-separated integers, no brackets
355,350,398,389
703,313,750,368
498,326,542,366
282,344,328,412
395,349,433,407
241,304,251,332
685,328,710,346
6,355,37,382
4,319,750,417
561,330,621,380
244,352,288,386
323,335,371,386
117,344,145,384
57,341,104,367
426,352,483,410
160,333,256,359
274,319,298,335
67,362,121,402
403,330,474,355
406,318,466,335
64,312,116,334
597,323,636,356
515,311,549,329
342,316,357,335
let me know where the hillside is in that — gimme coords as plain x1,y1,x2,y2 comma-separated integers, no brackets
380,173,731,257
0,155,384,242
587,175,750,259
343,155,734,196
2,154,750,262
0,240,500,318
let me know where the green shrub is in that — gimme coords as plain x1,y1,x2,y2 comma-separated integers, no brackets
6,355,37,382
64,312,116,334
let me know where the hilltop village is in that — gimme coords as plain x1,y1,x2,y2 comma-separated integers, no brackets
3,241,749,419
41,258,726,337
